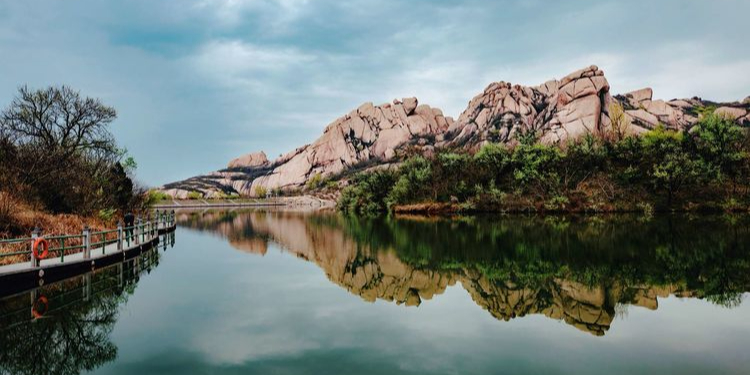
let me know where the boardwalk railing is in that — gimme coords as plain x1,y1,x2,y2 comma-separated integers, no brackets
0,210,175,268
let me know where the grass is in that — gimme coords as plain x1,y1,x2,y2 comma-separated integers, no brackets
0,192,113,265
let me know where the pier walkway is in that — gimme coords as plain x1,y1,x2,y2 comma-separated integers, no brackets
0,211,177,296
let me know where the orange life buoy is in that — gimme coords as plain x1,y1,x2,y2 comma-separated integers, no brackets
33,238,49,259
32,295,49,318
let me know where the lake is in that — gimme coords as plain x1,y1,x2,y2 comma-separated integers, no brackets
2,210,750,375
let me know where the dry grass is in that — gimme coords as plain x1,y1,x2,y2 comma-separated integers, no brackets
0,191,113,265
393,202,459,214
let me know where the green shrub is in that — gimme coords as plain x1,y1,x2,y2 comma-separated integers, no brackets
641,125,703,205
336,116,750,214
338,170,397,215
386,157,432,207
544,195,570,211
98,208,117,222
306,173,323,190
690,113,746,182
254,186,268,198
146,190,170,203
187,191,203,200
511,142,562,195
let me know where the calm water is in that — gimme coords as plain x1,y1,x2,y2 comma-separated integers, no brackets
2,211,750,375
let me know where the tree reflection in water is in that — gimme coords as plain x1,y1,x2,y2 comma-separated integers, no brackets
0,244,163,375
178,210,750,336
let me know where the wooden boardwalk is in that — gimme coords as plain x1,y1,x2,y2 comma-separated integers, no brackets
0,214,177,296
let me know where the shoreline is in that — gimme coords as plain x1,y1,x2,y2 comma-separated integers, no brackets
153,195,337,210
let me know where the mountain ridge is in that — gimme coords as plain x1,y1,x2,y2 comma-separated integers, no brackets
160,65,750,198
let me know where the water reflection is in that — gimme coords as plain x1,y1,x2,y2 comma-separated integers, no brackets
178,211,750,336
0,234,173,375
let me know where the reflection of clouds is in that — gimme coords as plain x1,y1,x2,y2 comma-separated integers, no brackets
191,318,320,364
106,217,750,374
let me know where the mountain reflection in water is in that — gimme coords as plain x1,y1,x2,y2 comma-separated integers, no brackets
178,210,750,336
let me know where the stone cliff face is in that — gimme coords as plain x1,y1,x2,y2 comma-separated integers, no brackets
162,97,452,198
161,66,750,198
443,65,613,147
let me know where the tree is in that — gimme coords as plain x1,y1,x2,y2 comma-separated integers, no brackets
642,125,702,206
0,86,132,214
689,113,747,189
386,156,432,207
607,102,632,142
510,142,562,198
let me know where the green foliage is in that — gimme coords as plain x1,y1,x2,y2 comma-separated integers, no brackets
338,117,750,213
544,195,570,211
474,143,511,179
306,173,323,190
510,142,562,194
338,170,398,215
145,190,170,207
98,208,117,222
254,186,268,198
690,113,746,182
187,191,203,200
694,104,717,119
640,125,703,205
386,157,433,206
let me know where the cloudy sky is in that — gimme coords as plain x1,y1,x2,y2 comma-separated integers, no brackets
1,0,748,185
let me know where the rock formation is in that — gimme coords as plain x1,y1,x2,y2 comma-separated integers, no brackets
444,65,613,147
227,151,269,169
160,66,750,198
162,97,452,198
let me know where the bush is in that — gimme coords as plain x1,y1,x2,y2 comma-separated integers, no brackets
511,142,562,196
641,125,703,206
306,173,323,190
187,191,203,200
148,190,170,202
254,186,268,198
386,157,432,207
689,113,746,183
338,170,397,215
337,116,750,214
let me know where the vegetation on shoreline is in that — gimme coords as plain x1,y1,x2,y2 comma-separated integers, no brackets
338,112,750,215
0,86,145,236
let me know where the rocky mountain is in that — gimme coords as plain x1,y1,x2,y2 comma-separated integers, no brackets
161,65,750,198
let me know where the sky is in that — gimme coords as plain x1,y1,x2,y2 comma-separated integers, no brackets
1,0,749,186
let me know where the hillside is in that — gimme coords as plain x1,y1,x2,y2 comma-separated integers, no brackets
160,65,750,199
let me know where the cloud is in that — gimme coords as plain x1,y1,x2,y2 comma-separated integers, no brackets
1,0,749,185
190,39,316,89
193,0,311,33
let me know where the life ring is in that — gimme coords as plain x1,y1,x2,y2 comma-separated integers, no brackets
33,238,49,259
32,295,49,318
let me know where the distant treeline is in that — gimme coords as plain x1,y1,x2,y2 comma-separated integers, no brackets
338,112,750,214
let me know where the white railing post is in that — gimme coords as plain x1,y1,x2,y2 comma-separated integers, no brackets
30,227,40,268
155,210,160,230
136,217,142,245
83,226,91,260
117,221,123,251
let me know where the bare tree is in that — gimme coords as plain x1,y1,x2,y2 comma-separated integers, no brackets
0,86,130,214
